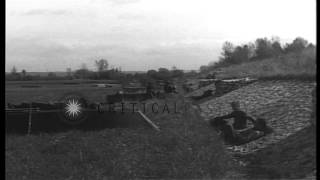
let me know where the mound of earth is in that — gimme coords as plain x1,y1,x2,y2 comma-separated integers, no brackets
198,80,315,154
185,83,216,98
244,125,316,179
185,78,256,104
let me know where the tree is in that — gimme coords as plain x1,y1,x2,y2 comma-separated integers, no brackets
95,59,109,72
271,40,283,56
157,68,171,80
171,69,184,78
220,41,235,64
21,69,26,80
66,68,73,79
147,69,157,79
95,59,109,79
254,38,274,59
11,66,17,75
199,65,208,72
231,44,251,64
7,66,21,80
284,37,308,53
66,68,72,78
74,63,92,79
48,72,57,77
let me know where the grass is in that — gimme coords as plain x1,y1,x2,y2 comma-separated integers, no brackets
215,47,316,80
5,83,122,104
5,94,236,179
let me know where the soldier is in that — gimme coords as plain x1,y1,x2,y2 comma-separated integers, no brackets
212,101,255,130
146,82,155,97
210,101,270,144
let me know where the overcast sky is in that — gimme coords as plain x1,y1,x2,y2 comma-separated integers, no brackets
6,0,316,72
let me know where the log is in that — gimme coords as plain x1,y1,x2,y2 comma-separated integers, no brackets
137,110,160,131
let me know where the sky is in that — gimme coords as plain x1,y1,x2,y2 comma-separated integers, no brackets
6,0,316,72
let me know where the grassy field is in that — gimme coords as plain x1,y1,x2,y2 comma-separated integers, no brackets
6,57,316,179
5,93,236,179
5,81,122,104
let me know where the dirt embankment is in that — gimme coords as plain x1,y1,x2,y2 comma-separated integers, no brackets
199,80,315,153
196,79,316,179
245,125,316,179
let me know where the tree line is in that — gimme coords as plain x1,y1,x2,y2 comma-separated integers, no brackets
200,36,315,72
6,59,185,86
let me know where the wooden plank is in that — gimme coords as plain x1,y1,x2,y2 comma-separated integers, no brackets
27,103,32,135
137,110,160,131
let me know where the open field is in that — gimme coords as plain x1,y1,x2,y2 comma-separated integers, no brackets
5,93,236,179
5,80,122,104
5,77,317,179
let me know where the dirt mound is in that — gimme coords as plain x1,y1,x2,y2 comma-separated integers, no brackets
199,80,315,153
245,125,316,179
185,78,255,103
185,83,216,97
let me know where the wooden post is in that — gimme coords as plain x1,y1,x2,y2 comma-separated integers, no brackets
27,102,32,135
137,110,160,131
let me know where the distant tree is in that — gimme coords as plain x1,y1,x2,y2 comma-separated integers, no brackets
66,68,72,77
254,38,274,59
74,63,92,79
271,38,284,56
95,59,109,79
95,59,109,72
6,66,21,80
21,69,26,75
21,69,26,80
220,41,235,64
147,69,157,78
307,43,315,48
284,37,309,53
74,69,92,79
199,65,208,72
11,66,17,75
231,44,251,64
48,72,57,77
158,68,170,73
171,69,184,78
153,68,170,80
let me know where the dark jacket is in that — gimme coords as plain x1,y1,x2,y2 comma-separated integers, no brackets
216,110,255,130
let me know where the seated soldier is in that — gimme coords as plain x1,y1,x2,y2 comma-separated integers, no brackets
210,101,256,143
217,101,255,129
210,102,273,144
